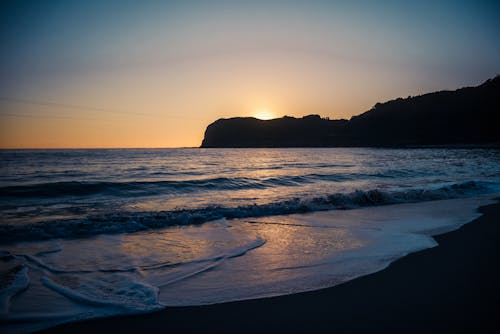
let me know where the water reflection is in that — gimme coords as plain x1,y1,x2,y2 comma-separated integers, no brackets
2,148,499,229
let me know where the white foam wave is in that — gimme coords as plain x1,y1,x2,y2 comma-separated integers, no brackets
0,180,495,243
41,274,161,312
0,196,494,333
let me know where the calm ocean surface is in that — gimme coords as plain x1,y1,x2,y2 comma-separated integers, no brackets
1,148,500,332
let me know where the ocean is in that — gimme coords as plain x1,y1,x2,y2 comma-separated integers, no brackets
1,148,500,332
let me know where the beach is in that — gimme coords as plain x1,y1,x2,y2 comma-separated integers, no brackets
41,199,500,334
3,1,500,332
2,148,499,333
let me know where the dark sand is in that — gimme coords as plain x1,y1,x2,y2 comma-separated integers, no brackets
42,200,500,333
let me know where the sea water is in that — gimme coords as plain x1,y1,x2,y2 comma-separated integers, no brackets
1,148,499,332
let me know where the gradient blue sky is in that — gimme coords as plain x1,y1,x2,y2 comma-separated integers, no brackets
1,0,499,148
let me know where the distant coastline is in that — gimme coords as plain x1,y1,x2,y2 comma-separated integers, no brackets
201,76,500,148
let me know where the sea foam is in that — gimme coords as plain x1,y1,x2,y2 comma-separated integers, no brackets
0,196,494,333
0,180,496,243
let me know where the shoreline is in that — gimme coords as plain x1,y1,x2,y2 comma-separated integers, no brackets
41,198,500,333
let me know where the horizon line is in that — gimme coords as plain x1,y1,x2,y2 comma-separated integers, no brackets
0,146,200,150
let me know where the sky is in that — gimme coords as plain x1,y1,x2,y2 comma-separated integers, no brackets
1,0,499,148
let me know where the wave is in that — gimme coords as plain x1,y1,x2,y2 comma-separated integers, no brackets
0,171,432,199
0,180,495,244
0,176,313,198
0,178,250,198
41,275,161,312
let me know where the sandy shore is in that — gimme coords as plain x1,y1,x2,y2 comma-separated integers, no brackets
42,199,500,333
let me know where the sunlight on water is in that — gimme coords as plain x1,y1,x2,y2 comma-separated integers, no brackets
1,147,500,333
1,148,499,243
0,196,495,333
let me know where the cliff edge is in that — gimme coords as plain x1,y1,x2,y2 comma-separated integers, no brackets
201,76,500,148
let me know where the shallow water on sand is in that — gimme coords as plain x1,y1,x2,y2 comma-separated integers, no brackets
0,196,494,333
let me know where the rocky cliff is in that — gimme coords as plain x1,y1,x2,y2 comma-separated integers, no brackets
201,76,500,147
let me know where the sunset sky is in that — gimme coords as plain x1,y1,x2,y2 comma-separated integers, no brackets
1,0,499,148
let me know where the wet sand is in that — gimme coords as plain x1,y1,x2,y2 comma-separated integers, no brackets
42,199,500,333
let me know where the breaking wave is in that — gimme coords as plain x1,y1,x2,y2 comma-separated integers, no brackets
0,180,494,243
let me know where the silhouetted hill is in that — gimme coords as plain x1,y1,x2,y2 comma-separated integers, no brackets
201,76,500,147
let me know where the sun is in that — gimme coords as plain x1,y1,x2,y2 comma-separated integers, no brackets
253,108,275,120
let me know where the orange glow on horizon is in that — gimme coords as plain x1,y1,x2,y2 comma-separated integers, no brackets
1,1,498,148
